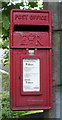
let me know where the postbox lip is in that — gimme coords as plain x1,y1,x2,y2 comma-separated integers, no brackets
10,9,52,26
11,9,51,14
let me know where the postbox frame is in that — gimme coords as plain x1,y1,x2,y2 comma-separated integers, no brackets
10,9,52,111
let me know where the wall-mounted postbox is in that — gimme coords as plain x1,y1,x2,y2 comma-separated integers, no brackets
10,9,52,110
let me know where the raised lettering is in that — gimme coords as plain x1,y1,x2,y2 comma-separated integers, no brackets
30,15,47,21
15,14,47,21
15,15,28,20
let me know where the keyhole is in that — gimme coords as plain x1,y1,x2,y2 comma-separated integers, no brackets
18,76,21,80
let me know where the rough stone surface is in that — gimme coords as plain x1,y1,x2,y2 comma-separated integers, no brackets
43,2,61,118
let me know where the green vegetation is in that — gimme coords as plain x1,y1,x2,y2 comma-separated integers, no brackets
2,92,28,119
2,73,9,91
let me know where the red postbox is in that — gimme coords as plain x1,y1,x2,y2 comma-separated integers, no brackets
10,9,52,110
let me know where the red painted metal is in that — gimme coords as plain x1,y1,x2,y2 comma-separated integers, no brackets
10,9,52,110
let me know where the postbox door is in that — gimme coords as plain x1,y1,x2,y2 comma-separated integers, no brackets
10,48,52,110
